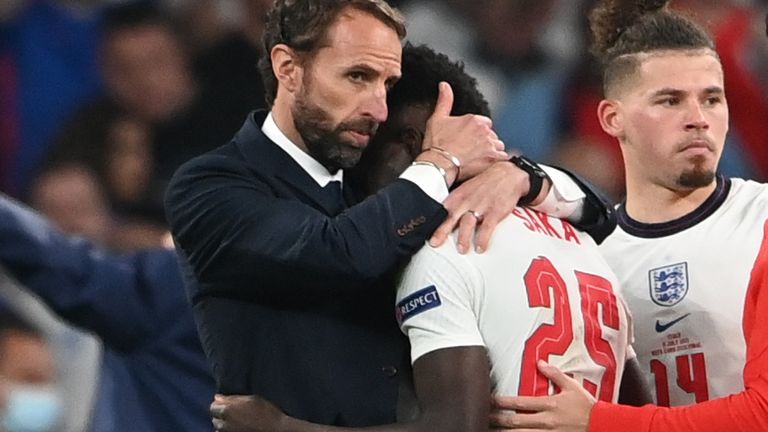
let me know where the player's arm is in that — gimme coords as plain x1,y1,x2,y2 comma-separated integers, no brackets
0,195,184,351
538,168,617,244
210,346,490,432
166,154,448,299
433,160,617,253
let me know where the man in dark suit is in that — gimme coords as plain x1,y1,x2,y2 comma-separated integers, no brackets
208,43,646,432
165,0,613,427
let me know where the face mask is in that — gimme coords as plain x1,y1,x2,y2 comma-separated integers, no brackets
1,385,61,432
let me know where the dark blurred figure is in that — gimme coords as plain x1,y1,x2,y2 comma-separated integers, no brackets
46,1,261,238
28,163,112,247
550,0,627,201
191,0,271,126
0,0,104,197
26,161,170,251
403,0,575,162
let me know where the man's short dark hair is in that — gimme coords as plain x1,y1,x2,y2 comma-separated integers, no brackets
391,44,490,117
258,0,407,107
589,0,716,96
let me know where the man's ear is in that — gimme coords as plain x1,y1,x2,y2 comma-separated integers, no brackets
597,99,623,139
271,44,302,94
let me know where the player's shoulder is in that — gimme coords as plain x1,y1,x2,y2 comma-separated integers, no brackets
723,177,768,216
501,207,598,249
728,177,768,201
397,237,483,301
425,209,598,262
406,238,472,279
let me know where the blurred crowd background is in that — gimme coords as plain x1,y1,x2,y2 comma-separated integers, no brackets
0,0,766,430
2,0,768,250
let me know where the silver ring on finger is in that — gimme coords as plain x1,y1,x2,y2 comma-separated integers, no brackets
467,210,484,223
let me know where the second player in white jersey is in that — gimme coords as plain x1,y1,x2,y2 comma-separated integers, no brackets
600,176,768,407
396,207,633,402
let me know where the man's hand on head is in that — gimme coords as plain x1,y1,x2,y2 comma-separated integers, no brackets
429,159,552,254
417,82,508,183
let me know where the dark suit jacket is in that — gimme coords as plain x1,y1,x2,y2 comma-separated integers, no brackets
165,111,448,426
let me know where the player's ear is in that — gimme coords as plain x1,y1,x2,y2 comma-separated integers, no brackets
271,43,302,94
597,99,623,139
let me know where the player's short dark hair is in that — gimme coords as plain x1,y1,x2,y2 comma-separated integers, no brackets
589,0,716,96
259,0,407,107
390,44,490,117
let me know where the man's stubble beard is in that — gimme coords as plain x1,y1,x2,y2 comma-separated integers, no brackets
292,79,378,173
676,155,716,189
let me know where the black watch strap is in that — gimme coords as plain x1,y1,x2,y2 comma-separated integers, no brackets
509,155,549,206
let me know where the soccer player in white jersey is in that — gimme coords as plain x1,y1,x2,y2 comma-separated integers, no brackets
207,44,648,432
499,1,768,431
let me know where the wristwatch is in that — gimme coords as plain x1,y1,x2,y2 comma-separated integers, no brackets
509,155,549,206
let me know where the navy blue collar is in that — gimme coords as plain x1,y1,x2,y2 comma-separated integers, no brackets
617,175,731,238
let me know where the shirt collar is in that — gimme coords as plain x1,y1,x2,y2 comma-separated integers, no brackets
261,112,343,187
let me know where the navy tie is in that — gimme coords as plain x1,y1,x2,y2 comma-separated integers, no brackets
324,181,345,215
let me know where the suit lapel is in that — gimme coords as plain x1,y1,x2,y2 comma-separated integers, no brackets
233,111,346,215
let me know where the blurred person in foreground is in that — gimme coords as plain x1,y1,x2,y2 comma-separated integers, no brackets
208,44,649,432
495,1,768,431
166,0,616,427
0,307,60,432
0,194,215,431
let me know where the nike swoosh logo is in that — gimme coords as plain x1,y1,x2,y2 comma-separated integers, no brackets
655,313,691,333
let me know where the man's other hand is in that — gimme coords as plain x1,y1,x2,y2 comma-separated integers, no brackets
210,394,285,432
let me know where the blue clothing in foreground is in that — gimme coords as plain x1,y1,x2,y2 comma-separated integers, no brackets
0,197,214,432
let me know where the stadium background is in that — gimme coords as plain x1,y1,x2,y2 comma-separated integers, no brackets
0,1,766,431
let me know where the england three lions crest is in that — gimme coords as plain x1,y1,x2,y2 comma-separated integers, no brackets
649,262,689,307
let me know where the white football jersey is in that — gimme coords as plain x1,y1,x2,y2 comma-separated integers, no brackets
600,176,768,407
396,207,633,402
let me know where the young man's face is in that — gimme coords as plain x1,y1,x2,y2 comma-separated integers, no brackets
614,50,728,190
350,103,432,196
292,7,402,172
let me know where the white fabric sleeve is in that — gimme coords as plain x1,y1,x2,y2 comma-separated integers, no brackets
399,164,449,203
395,244,484,363
532,166,587,221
